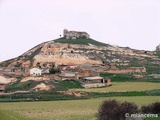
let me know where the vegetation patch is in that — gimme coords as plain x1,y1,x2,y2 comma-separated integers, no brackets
59,81,83,89
54,37,108,46
5,80,40,91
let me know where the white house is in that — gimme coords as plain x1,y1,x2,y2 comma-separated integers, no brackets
30,68,42,76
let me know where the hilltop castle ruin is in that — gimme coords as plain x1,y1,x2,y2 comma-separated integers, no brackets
63,29,90,40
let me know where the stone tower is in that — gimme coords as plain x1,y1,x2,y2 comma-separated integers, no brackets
63,29,68,37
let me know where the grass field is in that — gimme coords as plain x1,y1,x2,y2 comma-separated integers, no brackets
70,82,160,93
0,96,160,120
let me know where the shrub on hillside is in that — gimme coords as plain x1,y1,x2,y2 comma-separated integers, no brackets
96,100,138,120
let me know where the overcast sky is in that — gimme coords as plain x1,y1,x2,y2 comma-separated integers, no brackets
0,0,160,62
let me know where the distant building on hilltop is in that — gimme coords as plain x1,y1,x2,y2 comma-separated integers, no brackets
156,44,160,51
63,29,90,40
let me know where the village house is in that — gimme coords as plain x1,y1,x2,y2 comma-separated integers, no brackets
81,76,111,88
30,67,42,76
84,76,105,83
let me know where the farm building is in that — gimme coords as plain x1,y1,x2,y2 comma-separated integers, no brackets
81,76,111,88
84,76,105,83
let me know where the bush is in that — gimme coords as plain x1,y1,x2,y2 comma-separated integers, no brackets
119,101,138,119
152,102,160,114
97,100,138,120
141,105,153,113
97,100,120,120
141,102,160,114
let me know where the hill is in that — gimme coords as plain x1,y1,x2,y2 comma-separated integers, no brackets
0,34,160,102
0,36,160,73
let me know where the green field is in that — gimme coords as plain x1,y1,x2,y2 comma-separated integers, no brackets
70,82,160,93
1,82,160,120
0,96,160,120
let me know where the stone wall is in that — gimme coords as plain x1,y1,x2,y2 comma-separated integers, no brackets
63,29,90,39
